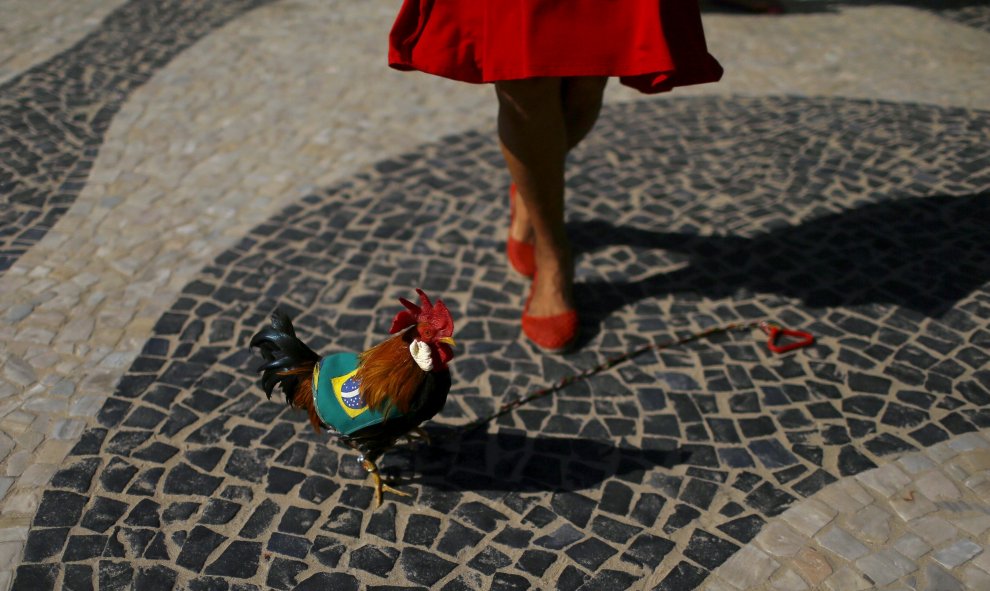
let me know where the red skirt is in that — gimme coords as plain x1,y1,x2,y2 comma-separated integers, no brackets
388,0,723,94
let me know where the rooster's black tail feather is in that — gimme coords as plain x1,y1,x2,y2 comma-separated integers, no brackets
250,310,320,405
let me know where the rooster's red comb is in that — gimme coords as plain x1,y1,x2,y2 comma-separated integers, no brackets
388,289,452,336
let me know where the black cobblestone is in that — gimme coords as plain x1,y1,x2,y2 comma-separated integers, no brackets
175,526,226,573
81,497,129,533
203,540,261,578
33,491,87,527
349,544,400,577
23,528,69,562
400,548,457,586
683,530,739,570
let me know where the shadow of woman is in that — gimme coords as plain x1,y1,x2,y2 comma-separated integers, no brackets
568,193,990,343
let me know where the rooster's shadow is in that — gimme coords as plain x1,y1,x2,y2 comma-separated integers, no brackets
383,425,690,494
567,193,990,345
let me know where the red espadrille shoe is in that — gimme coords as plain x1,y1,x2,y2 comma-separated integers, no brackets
522,283,578,353
507,183,536,278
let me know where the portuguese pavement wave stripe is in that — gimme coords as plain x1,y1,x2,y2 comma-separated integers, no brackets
11,96,990,590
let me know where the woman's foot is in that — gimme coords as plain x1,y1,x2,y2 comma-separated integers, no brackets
522,247,578,352
507,183,536,277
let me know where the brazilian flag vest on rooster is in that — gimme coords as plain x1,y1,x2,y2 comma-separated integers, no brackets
312,352,404,436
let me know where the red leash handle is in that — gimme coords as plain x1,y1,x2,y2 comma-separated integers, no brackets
759,321,815,354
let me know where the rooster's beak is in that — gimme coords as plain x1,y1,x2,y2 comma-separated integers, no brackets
439,337,456,347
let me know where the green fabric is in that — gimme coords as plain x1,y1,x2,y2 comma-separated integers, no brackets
313,352,403,436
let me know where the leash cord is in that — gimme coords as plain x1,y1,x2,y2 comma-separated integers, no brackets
455,320,806,434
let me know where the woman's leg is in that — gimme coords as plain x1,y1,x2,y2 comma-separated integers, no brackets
495,78,572,318
562,76,608,150
508,77,607,243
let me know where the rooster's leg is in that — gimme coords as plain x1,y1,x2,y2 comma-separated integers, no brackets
361,457,411,507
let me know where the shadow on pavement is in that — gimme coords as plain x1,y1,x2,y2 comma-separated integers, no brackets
386,425,690,493
569,193,990,343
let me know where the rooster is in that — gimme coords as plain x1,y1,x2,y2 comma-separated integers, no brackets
250,289,455,506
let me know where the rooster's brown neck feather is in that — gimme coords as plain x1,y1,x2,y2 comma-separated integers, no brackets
357,329,425,415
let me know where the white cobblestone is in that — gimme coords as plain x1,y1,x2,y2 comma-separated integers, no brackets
916,470,963,501
3,453,30,478
817,526,870,561
856,551,909,586
701,578,736,591
932,540,983,569
823,566,870,591
69,395,106,418
21,398,67,415
956,513,990,537
900,453,937,475
909,516,960,547
756,522,807,557
717,546,780,590
49,379,75,398
894,532,932,561
17,464,55,488
857,463,913,498
0,529,27,544
928,442,960,464
962,565,990,589
770,568,809,591
2,305,33,324
782,499,836,537
880,548,917,580
0,357,35,388
924,563,965,591
55,317,95,343
972,549,990,574
890,489,938,521
50,419,86,440
846,504,892,543
0,436,12,464
0,542,22,572
13,327,55,346
99,351,137,370
949,434,990,453
2,490,38,516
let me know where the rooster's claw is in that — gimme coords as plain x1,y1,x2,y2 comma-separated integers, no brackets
362,458,411,507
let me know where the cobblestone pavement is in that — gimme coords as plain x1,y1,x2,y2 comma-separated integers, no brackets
1,1,989,590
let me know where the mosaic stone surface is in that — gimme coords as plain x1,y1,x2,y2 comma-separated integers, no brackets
2,0,988,280
11,95,989,589
707,431,990,589
0,0,273,274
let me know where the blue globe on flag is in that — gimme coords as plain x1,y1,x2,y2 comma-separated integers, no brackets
341,377,364,410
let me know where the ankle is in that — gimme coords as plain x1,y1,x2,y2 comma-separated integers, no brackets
509,184,535,243
529,258,574,313
511,214,534,242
